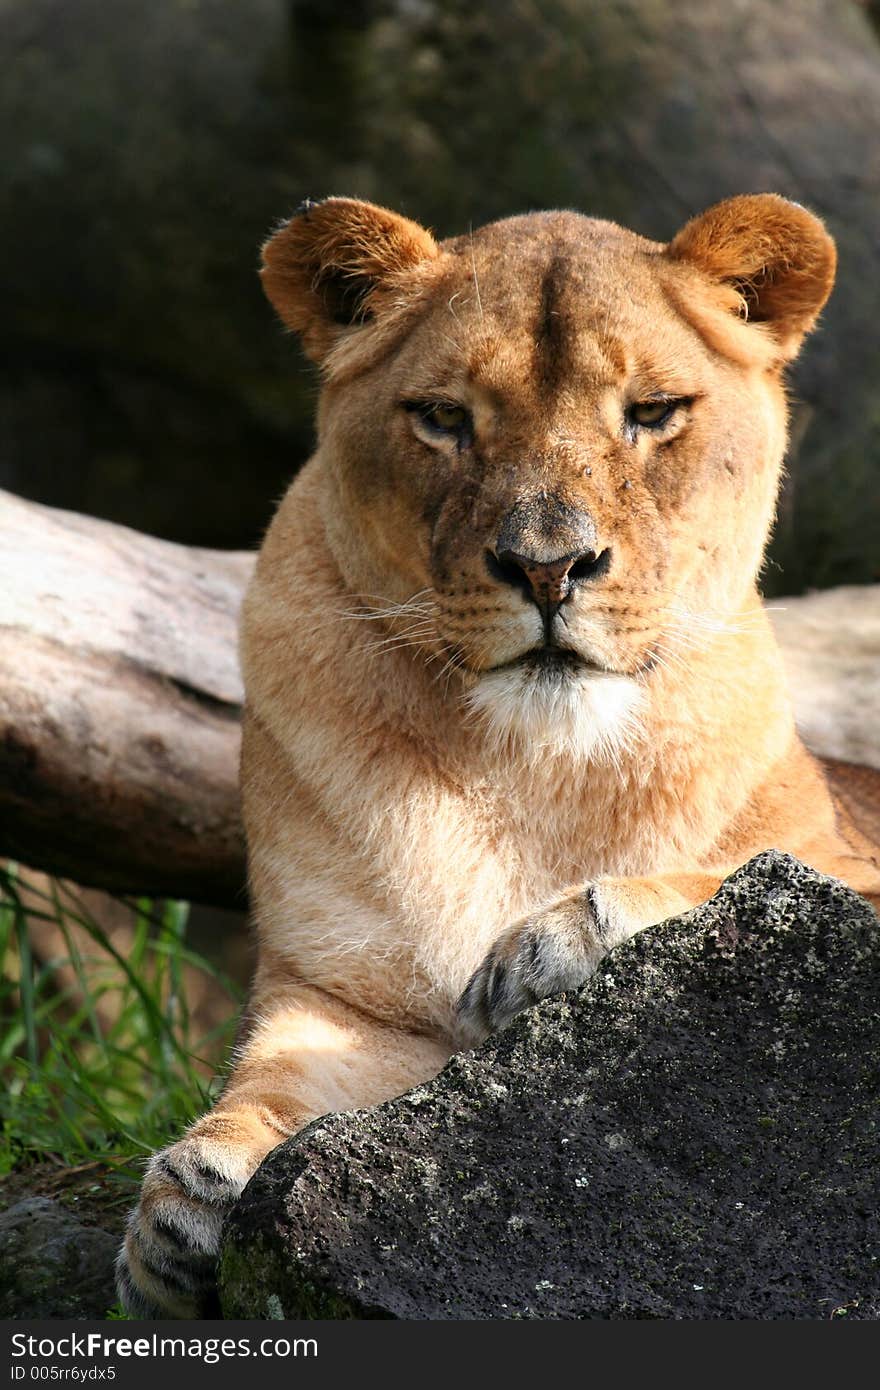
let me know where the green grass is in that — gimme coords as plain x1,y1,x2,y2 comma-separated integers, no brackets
0,864,243,1185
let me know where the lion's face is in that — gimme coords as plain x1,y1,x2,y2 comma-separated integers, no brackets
262,196,835,756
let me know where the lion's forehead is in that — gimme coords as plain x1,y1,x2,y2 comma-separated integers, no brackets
414,215,707,400
441,208,660,264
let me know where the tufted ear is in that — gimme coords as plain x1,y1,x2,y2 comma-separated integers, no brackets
666,194,836,361
260,196,440,363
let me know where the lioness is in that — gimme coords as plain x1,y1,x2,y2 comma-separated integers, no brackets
118,193,880,1318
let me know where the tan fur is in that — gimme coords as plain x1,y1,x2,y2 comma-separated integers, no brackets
119,194,878,1317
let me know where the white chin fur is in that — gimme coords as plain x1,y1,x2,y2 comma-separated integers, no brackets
465,664,645,765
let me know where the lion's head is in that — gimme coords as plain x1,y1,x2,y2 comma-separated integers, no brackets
261,194,835,760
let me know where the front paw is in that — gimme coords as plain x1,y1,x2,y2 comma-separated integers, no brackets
117,1122,260,1319
456,886,608,1043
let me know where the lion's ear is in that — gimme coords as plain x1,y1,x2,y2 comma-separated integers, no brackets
260,197,440,363
666,194,836,360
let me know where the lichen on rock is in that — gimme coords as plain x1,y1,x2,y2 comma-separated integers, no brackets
220,852,880,1320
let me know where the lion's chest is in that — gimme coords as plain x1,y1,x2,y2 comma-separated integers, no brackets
279,758,679,1033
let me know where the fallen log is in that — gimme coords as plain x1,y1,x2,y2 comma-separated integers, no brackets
0,490,253,907
1,490,878,907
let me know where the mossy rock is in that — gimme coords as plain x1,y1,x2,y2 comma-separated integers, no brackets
220,853,880,1320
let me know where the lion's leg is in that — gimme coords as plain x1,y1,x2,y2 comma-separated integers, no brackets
117,983,450,1319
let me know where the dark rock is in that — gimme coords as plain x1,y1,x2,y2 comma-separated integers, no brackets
0,1197,119,1318
219,852,880,1320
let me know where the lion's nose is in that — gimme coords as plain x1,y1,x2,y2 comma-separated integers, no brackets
489,546,607,615
488,493,609,616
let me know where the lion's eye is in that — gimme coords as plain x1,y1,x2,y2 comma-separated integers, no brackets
404,400,473,446
626,398,687,431
427,403,468,431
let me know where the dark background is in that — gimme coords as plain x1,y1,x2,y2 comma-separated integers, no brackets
3,0,880,596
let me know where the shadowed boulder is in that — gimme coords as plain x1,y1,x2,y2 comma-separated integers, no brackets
3,0,880,586
0,1198,119,1319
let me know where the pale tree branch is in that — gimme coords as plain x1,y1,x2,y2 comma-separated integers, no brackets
0,490,254,907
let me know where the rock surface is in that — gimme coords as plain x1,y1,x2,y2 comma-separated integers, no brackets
220,852,880,1320
0,1197,120,1319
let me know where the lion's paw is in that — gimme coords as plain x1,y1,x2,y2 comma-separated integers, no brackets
456,886,611,1044
116,1125,260,1319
